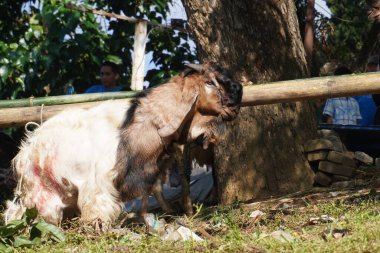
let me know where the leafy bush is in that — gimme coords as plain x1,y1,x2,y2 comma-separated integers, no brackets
0,208,65,251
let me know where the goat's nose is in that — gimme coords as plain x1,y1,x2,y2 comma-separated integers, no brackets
235,83,242,91
228,92,242,105
226,100,236,106
232,81,242,91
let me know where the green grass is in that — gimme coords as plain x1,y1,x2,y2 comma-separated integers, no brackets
1,188,379,253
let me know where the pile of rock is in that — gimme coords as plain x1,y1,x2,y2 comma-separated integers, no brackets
304,130,375,188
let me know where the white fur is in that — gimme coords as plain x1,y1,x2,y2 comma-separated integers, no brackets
5,100,129,227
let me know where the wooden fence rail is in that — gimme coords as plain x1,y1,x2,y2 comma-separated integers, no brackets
1,72,380,128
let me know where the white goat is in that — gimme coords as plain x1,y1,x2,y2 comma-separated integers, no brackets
5,101,129,228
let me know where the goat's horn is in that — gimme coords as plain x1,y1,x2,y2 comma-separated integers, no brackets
184,63,203,73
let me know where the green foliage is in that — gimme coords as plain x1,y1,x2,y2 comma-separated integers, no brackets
326,0,371,64
0,0,197,98
0,207,65,250
295,0,373,73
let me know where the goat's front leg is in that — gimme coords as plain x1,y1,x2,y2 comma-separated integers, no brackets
180,145,193,216
139,194,149,218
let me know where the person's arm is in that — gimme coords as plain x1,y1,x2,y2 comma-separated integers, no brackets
322,99,334,123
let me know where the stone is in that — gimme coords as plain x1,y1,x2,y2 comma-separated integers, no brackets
307,151,328,162
354,151,374,165
317,129,340,139
314,171,332,187
304,139,336,153
327,151,357,168
318,161,356,177
376,158,380,169
343,151,355,159
331,181,355,189
270,230,294,243
249,210,266,223
332,174,351,182
324,135,346,151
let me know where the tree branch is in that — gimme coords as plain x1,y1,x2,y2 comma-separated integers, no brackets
64,3,191,33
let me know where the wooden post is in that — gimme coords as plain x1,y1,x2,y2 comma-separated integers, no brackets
304,0,315,75
131,20,148,91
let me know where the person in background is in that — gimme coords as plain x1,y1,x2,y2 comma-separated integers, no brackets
353,55,378,125
315,62,338,124
323,67,362,125
64,83,75,95
314,99,327,123
85,61,123,93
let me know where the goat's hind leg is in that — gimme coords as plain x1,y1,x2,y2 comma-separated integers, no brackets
150,155,175,215
139,175,174,219
152,176,174,214
77,183,122,231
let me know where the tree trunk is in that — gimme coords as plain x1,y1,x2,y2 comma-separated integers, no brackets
182,0,316,204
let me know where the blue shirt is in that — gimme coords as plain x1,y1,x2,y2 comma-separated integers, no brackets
85,85,123,93
353,95,377,125
323,97,362,125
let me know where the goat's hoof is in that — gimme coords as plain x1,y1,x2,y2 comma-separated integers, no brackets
162,208,175,215
92,218,110,233
182,203,194,216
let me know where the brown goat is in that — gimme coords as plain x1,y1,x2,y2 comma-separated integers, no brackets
114,62,242,217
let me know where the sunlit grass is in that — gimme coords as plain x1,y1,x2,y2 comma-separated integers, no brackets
2,189,379,252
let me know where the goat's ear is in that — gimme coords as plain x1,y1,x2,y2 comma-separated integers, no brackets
181,64,203,78
184,63,203,73
157,82,199,138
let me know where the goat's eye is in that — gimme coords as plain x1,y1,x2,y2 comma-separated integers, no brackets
205,81,215,87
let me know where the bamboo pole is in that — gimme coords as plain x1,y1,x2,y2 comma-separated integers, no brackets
241,72,380,107
1,72,380,128
0,91,137,108
0,99,131,128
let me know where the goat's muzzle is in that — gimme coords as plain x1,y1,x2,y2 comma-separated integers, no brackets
221,105,240,121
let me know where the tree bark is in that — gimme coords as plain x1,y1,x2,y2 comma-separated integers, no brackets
182,0,316,204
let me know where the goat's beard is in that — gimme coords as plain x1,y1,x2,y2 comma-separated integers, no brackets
196,117,227,149
221,106,240,121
